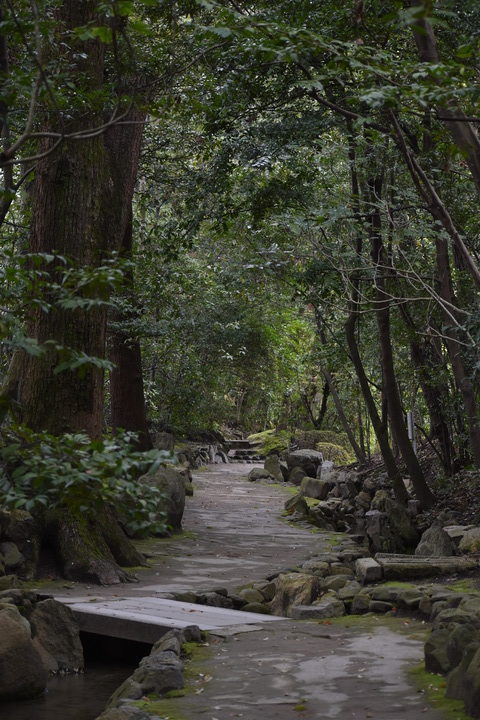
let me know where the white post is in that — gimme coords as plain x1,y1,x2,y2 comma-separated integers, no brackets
407,411,417,454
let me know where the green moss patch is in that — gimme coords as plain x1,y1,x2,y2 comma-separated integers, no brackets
327,613,428,640
408,664,470,720
247,429,291,455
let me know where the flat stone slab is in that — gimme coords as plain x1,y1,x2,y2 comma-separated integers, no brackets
57,596,284,643
375,553,479,580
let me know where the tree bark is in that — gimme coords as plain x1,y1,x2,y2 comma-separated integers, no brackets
368,171,435,508
109,212,153,450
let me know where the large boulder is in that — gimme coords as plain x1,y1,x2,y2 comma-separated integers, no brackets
30,598,84,674
285,449,323,478
248,467,274,482
459,527,480,554
264,455,284,483
415,523,456,557
0,604,48,699
366,490,418,553
299,477,331,501
270,572,320,616
139,467,186,531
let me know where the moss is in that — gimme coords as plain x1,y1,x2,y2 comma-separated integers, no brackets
447,579,480,594
382,581,416,589
408,664,470,720
316,442,353,464
327,614,428,640
247,429,291,455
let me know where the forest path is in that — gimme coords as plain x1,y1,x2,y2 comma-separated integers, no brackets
51,464,443,720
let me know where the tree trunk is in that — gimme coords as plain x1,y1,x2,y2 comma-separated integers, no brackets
344,127,406,499
368,172,435,509
3,1,148,584
109,213,153,450
434,235,480,466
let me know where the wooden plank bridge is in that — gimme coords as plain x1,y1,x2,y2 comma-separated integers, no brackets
56,596,283,644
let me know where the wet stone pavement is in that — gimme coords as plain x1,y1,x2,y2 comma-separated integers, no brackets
47,464,443,720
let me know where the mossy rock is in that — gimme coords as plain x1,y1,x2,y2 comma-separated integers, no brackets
295,430,352,452
247,429,292,455
316,442,353,464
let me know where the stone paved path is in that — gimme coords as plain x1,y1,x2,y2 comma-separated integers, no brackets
49,464,444,720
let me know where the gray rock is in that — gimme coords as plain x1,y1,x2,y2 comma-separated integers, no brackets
425,629,451,674
367,491,418,553
30,598,84,674
351,592,371,614
242,602,271,614
0,542,24,570
284,494,309,518
291,594,345,619
446,642,480,703
300,560,330,577
337,581,362,601
463,645,480,716
254,581,276,602
369,600,394,613
321,576,349,592
355,557,382,584
139,466,186,531
0,605,48,699
286,449,323,478
270,573,320,616
447,624,480,670
237,588,264,604
196,592,234,609
415,525,456,557
0,510,41,579
248,467,274,482
300,477,331,501
96,706,153,720
459,527,480,554
288,467,307,486
264,455,284,483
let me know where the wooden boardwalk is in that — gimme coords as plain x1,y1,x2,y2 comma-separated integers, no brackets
57,596,283,643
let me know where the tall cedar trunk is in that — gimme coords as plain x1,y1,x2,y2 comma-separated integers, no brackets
368,172,435,508
4,1,147,584
103,98,152,449
109,212,152,450
6,2,108,436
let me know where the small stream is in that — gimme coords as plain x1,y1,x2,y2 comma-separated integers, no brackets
1,634,150,720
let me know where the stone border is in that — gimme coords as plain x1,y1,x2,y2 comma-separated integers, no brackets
94,625,202,720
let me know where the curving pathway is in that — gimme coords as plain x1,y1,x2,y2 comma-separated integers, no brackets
51,464,444,720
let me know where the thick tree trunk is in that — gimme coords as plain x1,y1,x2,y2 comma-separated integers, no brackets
6,4,108,436
3,1,148,584
109,214,152,450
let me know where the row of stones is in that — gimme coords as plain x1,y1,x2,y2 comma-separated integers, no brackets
96,626,203,720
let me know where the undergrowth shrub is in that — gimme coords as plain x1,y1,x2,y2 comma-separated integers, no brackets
0,427,172,535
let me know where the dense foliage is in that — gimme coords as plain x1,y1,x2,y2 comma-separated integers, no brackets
1,0,480,517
